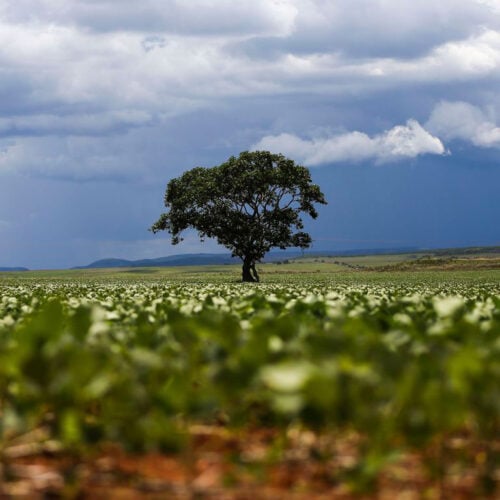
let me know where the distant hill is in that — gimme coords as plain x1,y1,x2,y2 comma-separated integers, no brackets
73,253,238,269
3,245,498,271
430,246,500,256
72,245,500,270
73,247,421,269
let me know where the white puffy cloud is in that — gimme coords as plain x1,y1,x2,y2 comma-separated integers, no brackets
319,29,500,90
408,29,500,79
252,120,446,165
426,101,500,147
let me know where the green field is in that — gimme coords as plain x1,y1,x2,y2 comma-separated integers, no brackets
0,262,499,497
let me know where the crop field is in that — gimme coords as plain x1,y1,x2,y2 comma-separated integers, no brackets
0,265,499,498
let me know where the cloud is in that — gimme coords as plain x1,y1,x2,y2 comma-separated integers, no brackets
5,1,499,59
2,4,500,116
1,0,298,37
1,1,499,182
234,0,500,59
426,101,500,147
252,120,446,165
0,111,153,137
321,29,500,91
476,0,500,12
0,135,148,181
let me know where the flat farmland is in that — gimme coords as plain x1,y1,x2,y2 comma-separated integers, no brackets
0,263,499,498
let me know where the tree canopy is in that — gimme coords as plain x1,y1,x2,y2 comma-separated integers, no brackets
151,151,327,282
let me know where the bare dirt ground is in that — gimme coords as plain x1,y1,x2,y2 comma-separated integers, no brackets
2,425,498,499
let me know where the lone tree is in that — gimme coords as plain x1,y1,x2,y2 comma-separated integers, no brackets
150,151,327,282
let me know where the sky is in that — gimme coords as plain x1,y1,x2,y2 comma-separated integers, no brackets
0,0,499,269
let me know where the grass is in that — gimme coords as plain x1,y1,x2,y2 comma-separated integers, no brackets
2,253,499,285
2,245,498,280
0,255,499,497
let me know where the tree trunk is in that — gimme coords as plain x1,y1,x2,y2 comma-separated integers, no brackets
242,257,259,282
250,262,260,282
